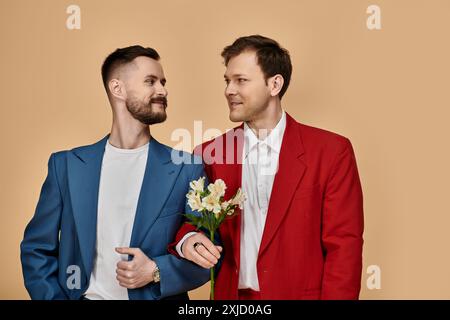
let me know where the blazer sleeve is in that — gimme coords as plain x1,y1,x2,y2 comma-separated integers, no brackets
320,138,364,300
150,163,211,299
20,153,68,300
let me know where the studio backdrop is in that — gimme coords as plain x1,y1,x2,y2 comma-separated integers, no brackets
1,0,449,299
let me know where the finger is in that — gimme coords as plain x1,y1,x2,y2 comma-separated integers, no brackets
117,260,134,271
116,268,133,278
118,281,136,289
116,275,135,285
185,247,214,268
196,245,219,265
186,233,220,257
197,237,221,259
115,247,140,256
216,246,223,252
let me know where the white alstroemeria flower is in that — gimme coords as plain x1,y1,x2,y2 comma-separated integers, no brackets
221,200,230,210
190,177,205,193
208,179,226,198
230,188,246,209
202,193,221,214
186,190,203,211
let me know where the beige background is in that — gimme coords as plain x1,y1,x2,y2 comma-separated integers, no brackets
1,0,449,299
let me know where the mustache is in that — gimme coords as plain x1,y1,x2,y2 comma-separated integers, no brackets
149,97,168,106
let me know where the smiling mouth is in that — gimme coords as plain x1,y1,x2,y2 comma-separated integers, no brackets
151,101,167,108
229,102,242,107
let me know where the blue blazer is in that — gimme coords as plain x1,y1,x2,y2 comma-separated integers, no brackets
20,135,210,300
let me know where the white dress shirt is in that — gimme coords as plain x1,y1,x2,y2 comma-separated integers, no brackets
84,140,148,300
239,110,286,290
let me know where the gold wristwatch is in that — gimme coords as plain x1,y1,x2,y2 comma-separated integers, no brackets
152,265,160,283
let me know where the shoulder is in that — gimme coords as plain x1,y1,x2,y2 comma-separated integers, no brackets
297,122,351,154
47,135,108,168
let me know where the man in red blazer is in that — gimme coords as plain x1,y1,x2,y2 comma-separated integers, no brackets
169,35,364,300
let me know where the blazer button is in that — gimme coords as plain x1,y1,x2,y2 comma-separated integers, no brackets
235,269,238,274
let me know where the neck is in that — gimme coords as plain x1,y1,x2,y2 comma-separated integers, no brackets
109,106,151,149
246,101,283,140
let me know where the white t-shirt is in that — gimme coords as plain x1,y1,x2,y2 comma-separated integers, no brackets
84,140,148,300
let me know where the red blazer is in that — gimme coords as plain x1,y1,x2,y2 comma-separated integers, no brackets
169,113,364,299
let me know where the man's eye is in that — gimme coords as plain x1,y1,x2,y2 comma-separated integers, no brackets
146,80,155,85
224,79,230,85
238,78,247,83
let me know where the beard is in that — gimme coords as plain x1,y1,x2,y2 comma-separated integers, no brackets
126,95,168,125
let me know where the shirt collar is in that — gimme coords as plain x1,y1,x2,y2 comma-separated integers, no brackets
243,110,287,158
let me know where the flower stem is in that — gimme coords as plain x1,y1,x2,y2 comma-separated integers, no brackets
210,229,215,300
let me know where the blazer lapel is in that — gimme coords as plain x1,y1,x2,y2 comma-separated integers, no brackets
67,135,108,277
258,114,306,258
129,138,183,248
219,126,244,268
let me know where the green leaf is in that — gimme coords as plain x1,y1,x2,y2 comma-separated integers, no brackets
183,213,203,228
218,213,226,225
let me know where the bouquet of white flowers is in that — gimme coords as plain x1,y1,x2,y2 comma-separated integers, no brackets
185,177,245,299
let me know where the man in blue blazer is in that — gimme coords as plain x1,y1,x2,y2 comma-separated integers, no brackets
20,45,209,300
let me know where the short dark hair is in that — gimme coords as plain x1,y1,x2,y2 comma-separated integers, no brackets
101,45,160,92
221,35,292,99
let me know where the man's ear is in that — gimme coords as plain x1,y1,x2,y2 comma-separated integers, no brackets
269,74,284,97
108,79,126,101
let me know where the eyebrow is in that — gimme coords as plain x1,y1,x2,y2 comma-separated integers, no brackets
224,74,247,79
145,74,166,84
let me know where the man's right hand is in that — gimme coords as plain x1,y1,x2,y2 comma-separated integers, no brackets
181,233,223,269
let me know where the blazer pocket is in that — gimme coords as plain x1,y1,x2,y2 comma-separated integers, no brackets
294,184,320,199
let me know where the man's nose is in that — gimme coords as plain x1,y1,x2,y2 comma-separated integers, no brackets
155,82,167,96
225,82,237,96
